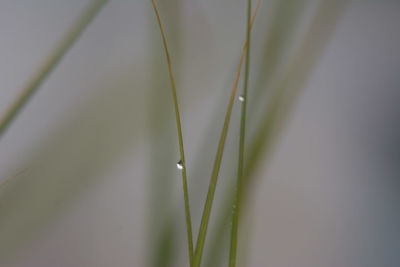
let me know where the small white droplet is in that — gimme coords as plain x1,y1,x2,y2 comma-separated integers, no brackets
238,95,245,102
176,160,184,170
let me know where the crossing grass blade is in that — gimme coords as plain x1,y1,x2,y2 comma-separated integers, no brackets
204,1,349,266
150,0,194,264
192,1,261,266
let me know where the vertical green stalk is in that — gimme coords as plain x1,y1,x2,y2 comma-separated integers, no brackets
150,0,194,264
192,1,260,266
201,1,347,266
0,0,108,139
229,0,252,266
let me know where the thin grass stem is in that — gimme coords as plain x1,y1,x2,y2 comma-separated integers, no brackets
229,0,252,266
192,1,260,266
0,0,108,139
150,0,194,264
203,1,348,266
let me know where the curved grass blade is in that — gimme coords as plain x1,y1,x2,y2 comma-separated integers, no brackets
229,0,252,266
150,0,194,264
147,1,183,266
192,1,261,266
0,0,109,139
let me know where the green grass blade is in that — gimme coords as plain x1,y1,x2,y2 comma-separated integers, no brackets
192,2,261,266
205,1,349,266
147,1,182,266
229,0,252,266
150,0,194,264
0,0,108,139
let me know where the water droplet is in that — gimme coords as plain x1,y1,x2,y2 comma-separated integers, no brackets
176,160,184,170
238,95,245,102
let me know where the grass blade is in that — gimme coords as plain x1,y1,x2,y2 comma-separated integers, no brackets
192,1,261,266
150,0,194,264
205,1,348,266
229,0,252,266
0,0,109,139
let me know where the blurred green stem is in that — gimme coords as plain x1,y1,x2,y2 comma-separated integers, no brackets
0,0,108,139
0,168,29,190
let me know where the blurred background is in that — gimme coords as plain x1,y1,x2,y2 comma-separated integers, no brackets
0,0,399,266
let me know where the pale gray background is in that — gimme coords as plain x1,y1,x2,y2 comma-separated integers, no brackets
0,0,399,266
